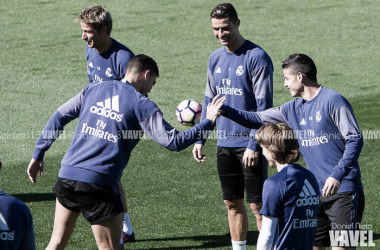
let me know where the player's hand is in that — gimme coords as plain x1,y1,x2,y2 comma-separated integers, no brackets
322,177,341,197
242,148,259,168
27,158,44,183
192,144,206,163
205,95,226,123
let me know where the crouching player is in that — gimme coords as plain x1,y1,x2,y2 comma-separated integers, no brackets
256,123,319,250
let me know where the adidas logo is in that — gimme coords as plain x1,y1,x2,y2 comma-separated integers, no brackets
0,212,14,241
88,62,94,68
90,95,123,122
299,118,306,125
215,67,221,73
296,179,319,207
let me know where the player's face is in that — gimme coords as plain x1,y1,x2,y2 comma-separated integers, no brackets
262,147,277,168
81,22,106,49
283,68,303,98
211,18,240,48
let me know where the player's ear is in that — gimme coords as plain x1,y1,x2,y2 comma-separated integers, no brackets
100,25,108,35
142,70,151,80
297,72,303,82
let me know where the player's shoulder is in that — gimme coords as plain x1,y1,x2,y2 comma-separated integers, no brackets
264,170,287,189
209,46,225,61
280,97,304,115
111,39,134,55
0,191,32,215
320,86,349,102
242,40,273,67
284,164,320,192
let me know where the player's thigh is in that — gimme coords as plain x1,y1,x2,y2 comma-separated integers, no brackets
326,191,365,230
314,199,331,248
91,212,123,250
314,191,365,248
46,198,80,250
217,147,245,200
74,182,124,225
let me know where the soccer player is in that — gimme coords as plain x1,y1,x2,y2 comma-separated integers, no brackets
221,53,365,250
77,5,135,245
0,161,36,250
27,55,224,250
192,3,273,249
77,5,134,84
255,123,319,250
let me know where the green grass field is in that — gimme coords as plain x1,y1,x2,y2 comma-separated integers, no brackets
0,0,379,249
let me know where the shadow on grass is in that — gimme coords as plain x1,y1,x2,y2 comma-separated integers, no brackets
133,231,259,249
373,232,380,241
11,193,56,203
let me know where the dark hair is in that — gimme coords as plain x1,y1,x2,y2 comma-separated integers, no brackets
256,123,301,164
210,3,238,24
281,54,317,82
77,5,113,36
126,54,159,77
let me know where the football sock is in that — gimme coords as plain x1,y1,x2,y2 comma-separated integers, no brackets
123,212,134,234
231,240,246,250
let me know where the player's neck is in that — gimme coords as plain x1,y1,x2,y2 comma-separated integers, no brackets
226,36,245,52
301,82,320,101
96,37,113,54
276,162,287,172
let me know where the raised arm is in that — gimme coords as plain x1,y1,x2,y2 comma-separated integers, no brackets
221,105,286,129
140,96,224,152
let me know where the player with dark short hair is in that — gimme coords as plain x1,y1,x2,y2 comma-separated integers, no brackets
220,53,365,250
193,3,273,249
255,123,319,250
27,54,225,250
77,5,136,247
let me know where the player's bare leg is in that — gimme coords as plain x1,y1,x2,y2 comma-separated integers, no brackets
225,199,248,241
45,199,80,250
118,180,135,244
92,213,123,250
250,202,263,231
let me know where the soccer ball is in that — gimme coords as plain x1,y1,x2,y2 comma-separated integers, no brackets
176,100,202,126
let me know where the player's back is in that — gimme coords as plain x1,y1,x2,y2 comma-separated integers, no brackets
261,164,320,250
60,80,154,186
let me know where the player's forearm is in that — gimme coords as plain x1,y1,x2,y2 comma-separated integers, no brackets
257,215,278,250
330,134,363,182
140,110,215,152
221,104,264,129
166,119,215,151
330,105,363,181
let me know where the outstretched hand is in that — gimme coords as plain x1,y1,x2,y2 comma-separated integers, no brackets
27,158,44,183
205,95,226,123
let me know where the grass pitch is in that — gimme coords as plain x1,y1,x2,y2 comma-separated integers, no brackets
0,0,379,249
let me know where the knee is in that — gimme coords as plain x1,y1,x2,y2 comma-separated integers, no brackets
250,202,262,215
224,199,244,211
